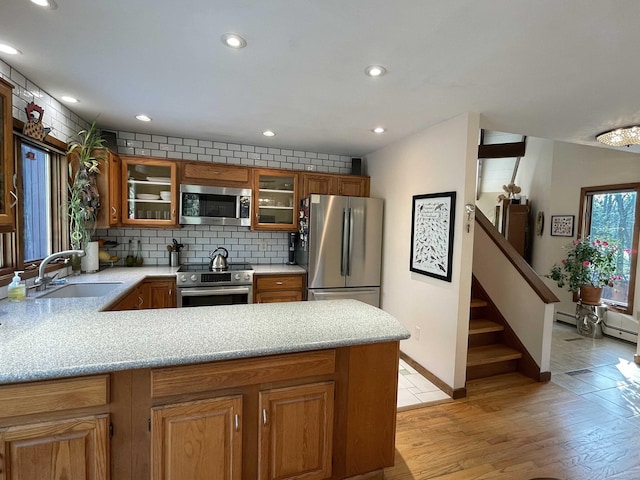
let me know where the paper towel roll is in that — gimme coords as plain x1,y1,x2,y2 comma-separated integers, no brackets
81,241,99,273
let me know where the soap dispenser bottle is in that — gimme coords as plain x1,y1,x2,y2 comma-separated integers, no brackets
8,271,26,301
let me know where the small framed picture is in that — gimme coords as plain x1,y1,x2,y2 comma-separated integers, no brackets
550,215,574,237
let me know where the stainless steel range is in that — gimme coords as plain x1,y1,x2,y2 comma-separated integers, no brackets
176,263,254,307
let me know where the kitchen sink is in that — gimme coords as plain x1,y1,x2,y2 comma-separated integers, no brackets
39,282,123,299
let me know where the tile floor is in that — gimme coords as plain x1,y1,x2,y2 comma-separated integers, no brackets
397,359,450,408
397,320,639,411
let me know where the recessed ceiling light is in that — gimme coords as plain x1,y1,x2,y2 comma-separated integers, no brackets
61,95,78,103
136,114,152,122
372,127,386,134
221,33,247,49
262,130,276,137
30,0,58,9
365,65,387,77
0,44,21,55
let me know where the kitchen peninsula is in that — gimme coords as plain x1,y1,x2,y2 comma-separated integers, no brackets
0,269,409,480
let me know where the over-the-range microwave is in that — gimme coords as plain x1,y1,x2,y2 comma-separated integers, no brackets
179,184,252,226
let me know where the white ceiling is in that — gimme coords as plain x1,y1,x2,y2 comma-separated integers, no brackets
2,0,640,157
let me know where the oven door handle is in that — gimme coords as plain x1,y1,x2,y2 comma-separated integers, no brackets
179,287,251,297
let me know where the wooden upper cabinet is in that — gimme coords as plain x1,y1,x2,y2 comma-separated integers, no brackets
120,156,178,228
252,169,299,231
96,151,122,228
302,172,370,198
0,78,15,232
180,161,251,188
336,175,369,197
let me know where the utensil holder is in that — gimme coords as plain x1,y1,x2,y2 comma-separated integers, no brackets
170,251,180,267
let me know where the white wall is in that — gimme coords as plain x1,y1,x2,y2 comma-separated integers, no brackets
366,113,480,390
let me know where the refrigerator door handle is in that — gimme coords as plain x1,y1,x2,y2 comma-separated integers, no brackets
347,207,354,277
341,208,350,277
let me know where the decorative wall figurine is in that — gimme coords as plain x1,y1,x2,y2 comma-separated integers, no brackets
23,102,51,140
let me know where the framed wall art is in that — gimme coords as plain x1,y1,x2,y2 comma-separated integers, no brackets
410,191,456,282
550,214,574,237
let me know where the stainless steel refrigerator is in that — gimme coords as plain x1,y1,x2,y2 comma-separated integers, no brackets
297,194,383,307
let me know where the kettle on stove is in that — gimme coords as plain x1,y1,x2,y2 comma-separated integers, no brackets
209,247,229,271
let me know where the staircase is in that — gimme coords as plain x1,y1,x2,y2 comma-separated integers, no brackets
466,282,524,381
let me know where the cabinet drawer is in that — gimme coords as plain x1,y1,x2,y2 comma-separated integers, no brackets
255,274,304,291
181,161,250,185
151,349,335,398
0,375,109,419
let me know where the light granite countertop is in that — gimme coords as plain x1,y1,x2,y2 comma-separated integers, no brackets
0,266,408,385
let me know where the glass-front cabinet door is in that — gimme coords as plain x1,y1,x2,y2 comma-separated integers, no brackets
252,169,299,231
0,78,15,231
120,156,177,227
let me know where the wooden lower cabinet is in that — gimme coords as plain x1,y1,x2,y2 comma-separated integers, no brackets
140,278,176,309
258,382,334,480
0,415,109,480
254,274,305,303
151,396,243,480
0,342,399,480
107,277,176,311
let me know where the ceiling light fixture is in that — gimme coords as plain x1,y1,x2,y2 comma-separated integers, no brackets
221,33,247,49
365,65,387,77
0,44,21,55
61,95,78,103
596,126,640,147
372,127,385,134
136,114,152,122
262,130,276,137
30,0,58,9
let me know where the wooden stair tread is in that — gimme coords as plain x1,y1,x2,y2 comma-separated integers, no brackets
469,319,504,334
467,344,523,367
470,299,488,308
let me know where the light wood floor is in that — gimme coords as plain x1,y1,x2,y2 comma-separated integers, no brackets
385,324,640,479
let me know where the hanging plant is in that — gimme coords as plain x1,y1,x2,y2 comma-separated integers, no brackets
66,121,107,250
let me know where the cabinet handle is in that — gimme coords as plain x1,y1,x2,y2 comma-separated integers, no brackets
234,414,239,431
262,409,267,425
275,281,283,285
112,206,117,215
169,289,172,296
138,296,143,307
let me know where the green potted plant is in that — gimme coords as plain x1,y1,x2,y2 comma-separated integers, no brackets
67,121,107,273
546,236,619,304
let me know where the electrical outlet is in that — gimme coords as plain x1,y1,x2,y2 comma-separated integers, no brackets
306,164,316,171
259,240,268,251
414,326,420,340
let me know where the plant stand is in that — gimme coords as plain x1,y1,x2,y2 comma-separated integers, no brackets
575,301,606,339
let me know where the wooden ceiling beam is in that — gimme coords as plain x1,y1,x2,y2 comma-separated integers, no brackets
477,140,526,159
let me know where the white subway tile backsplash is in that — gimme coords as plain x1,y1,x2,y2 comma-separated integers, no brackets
184,138,198,146
152,135,168,143
228,143,241,151
168,137,183,145
213,142,227,149
136,133,152,141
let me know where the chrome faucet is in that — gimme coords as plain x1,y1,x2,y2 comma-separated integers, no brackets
34,249,85,291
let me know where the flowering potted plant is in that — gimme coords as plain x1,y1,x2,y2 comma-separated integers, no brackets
546,237,618,304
